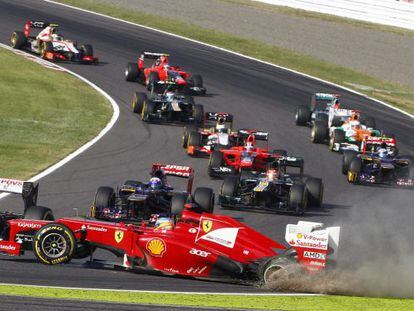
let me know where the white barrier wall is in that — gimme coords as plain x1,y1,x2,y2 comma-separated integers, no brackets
255,0,414,30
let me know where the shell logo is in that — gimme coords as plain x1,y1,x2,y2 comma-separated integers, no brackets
297,233,303,239
146,238,167,257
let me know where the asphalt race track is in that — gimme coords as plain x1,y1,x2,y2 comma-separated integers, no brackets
0,0,413,293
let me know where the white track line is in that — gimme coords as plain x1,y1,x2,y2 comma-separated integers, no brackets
0,43,119,199
0,282,322,296
44,0,413,119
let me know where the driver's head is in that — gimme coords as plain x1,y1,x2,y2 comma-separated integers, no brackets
160,55,168,63
154,217,174,231
216,123,226,133
333,99,340,109
149,177,162,190
245,142,253,151
350,113,359,121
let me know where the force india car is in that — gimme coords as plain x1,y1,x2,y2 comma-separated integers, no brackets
219,157,323,215
182,112,237,157
0,178,340,285
125,52,206,95
91,164,214,221
10,20,98,63
207,130,288,178
295,93,341,127
342,137,414,188
131,90,204,125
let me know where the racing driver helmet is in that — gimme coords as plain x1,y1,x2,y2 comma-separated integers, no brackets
216,117,227,133
154,217,174,231
149,177,163,190
266,169,279,181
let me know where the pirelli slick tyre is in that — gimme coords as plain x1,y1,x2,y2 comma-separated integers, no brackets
305,178,323,208
221,176,239,197
329,129,346,151
125,62,139,82
132,92,147,114
141,100,155,122
342,150,358,175
208,150,224,176
295,105,310,126
33,223,76,265
189,74,203,88
10,31,26,49
188,131,202,148
347,158,362,183
194,187,214,213
24,206,54,221
289,184,308,215
91,186,114,218
80,44,93,56
311,121,328,144
40,41,53,59
193,104,204,126
182,125,198,148
260,257,294,287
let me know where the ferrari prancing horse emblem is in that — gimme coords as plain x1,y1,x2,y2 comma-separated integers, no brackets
115,230,124,243
202,220,213,233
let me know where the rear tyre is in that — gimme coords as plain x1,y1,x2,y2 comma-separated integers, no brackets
91,186,114,219
315,113,328,126
342,150,358,175
329,129,346,151
295,105,310,126
141,100,155,122
289,184,307,215
194,187,214,213
311,121,328,144
132,92,147,114
125,62,139,82
221,177,239,197
24,206,54,221
261,257,293,287
182,125,198,148
190,74,203,88
40,41,53,59
10,31,26,49
33,223,76,265
193,104,204,126
347,158,362,183
305,178,323,208
80,44,93,56
188,131,202,147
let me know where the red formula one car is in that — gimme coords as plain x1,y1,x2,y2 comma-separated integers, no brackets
0,178,340,285
10,21,98,63
207,130,290,178
182,112,237,157
125,52,206,95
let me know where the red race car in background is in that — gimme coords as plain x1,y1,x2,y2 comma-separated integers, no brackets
0,178,340,286
10,20,98,63
125,52,206,95
207,130,289,178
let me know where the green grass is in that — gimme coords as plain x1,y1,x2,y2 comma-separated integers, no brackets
0,284,412,310
0,48,112,179
55,0,413,115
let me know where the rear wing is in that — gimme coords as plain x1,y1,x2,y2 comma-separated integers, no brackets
140,52,170,59
237,129,268,141
151,164,194,192
274,156,304,175
313,93,339,101
361,135,397,153
0,178,38,211
311,93,340,111
285,221,340,271
24,20,58,37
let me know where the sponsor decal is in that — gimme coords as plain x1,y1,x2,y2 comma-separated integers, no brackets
197,227,239,249
17,222,42,229
86,225,108,232
164,267,179,273
188,228,197,234
202,220,213,233
303,251,326,260
309,260,326,267
146,238,166,257
114,230,124,243
0,178,24,193
0,244,16,251
189,248,210,258
186,266,208,274
243,250,250,255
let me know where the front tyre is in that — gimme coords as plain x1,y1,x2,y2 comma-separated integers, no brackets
10,31,26,49
33,223,76,265
125,62,139,82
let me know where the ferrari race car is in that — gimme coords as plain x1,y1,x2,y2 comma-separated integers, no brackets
91,163,214,221
0,179,340,285
207,130,288,178
342,138,413,188
125,52,206,95
219,157,323,215
10,20,98,63
182,112,237,157
131,90,204,125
